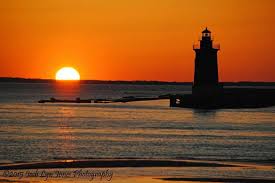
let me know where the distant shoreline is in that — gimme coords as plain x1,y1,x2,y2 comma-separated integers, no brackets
0,77,275,86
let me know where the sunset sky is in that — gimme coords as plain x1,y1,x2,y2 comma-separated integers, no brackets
0,0,274,81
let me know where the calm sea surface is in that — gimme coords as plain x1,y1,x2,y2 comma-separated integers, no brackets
0,83,274,163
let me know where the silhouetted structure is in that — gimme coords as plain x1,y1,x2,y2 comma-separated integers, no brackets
193,28,222,96
170,28,275,109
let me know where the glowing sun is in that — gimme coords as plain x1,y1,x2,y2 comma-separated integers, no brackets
55,67,80,80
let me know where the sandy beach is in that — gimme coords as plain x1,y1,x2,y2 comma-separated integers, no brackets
1,159,274,183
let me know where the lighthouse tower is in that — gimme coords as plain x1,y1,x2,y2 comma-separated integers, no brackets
193,28,222,96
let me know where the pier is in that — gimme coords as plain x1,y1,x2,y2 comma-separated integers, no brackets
38,95,170,104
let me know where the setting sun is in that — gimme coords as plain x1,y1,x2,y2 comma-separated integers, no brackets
55,67,80,81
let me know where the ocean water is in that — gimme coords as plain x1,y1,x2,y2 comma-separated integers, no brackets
0,82,274,164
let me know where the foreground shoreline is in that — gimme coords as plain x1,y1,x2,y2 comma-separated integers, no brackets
0,159,238,170
0,159,274,182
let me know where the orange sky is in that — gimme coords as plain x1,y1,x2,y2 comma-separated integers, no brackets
0,0,274,81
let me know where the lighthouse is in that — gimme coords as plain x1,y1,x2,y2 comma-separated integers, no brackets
192,28,222,96
169,28,275,108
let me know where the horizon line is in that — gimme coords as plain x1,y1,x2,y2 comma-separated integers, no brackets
0,77,275,84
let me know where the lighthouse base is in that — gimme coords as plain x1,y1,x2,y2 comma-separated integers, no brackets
170,88,275,109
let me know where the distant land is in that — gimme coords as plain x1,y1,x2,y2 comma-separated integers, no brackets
0,77,275,86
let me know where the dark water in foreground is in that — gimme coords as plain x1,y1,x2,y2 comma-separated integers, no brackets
0,83,274,164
